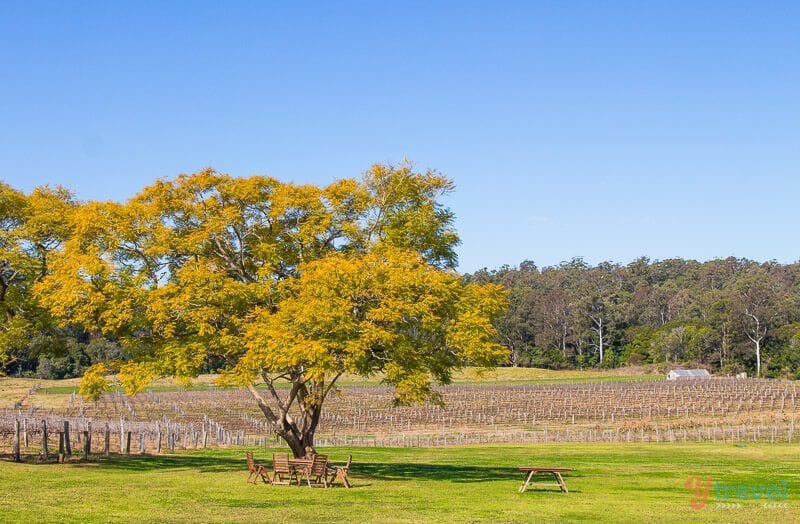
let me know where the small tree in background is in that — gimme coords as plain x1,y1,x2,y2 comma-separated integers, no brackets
731,266,791,377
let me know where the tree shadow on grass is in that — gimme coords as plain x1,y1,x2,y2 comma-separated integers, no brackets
4,454,249,473
90,456,524,482
95,454,245,473
3,453,579,487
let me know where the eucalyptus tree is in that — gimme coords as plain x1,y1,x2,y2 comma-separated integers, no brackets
730,265,793,377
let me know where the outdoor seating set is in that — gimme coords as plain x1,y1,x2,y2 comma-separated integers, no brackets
247,451,352,488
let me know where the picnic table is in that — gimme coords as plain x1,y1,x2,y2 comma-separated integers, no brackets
516,467,571,493
288,458,313,481
289,458,313,469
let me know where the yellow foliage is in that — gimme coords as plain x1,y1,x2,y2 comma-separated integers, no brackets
118,361,161,395
233,246,507,404
78,363,112,401
15,164,506,407
0,183,76,372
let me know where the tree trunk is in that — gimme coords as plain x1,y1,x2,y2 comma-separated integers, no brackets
506,339,518,367
745,312,765,378
755,339,761,378
598,319,604,363
587,311,605,364
246,380,328,458
272,404,322,458
0,277,13,322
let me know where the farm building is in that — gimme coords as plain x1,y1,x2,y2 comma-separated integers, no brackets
667,369,711,380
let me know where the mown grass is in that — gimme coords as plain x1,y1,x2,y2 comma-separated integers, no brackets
0,377,80,405
1,442,797,523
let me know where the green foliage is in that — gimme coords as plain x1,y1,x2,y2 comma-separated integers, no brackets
524,346,569,369
622,326,656,365
476,257,800,375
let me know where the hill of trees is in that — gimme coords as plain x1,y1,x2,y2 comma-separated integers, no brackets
468,257,800,377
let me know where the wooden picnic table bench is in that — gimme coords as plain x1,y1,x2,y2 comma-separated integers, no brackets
516,467,572,493
288,457,313,485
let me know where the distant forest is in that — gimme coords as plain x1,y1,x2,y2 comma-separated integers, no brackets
468,257,800,378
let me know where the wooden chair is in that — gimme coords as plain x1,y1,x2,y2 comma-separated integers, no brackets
301,454,330,487
271,453,297,485
328,455,352,488
246,452,269,484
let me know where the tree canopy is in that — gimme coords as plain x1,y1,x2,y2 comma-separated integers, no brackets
6,164,507,455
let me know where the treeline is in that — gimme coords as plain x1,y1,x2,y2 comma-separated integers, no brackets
468,257,800,377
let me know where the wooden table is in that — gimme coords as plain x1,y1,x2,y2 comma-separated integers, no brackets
288,458,313,485
516,467,571,493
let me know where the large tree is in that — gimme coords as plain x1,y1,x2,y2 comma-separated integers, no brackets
228,247,505,455
34,164,507,455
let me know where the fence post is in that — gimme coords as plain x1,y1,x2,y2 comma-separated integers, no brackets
83,431,90,459
13,419,21,462
63,421,72,457
58,431,65,463
125,431,132,455
104,422,110,457
42,420,49,460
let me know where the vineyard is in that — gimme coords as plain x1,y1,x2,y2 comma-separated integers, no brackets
2,376,798,458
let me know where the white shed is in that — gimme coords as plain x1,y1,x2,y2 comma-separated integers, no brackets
667,369,710,380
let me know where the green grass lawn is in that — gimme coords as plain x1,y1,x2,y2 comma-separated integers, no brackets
1,442,797,523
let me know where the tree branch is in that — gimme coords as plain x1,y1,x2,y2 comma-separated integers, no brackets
245,383,278,425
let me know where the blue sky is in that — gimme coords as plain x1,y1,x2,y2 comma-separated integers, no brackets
1,1,798,272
